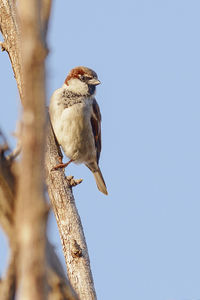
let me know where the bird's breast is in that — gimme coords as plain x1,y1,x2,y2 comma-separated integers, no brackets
51,100,96,163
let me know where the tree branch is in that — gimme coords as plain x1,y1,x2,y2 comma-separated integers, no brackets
0,0,97,299
0,0,23,101
0,254,16,300
0,132,16,300
0,132,15,239
45,118,97,300
13,0,50,298
0,130,79,300
41,0,52,37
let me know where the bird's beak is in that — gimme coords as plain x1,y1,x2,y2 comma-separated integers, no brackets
88,78,101,86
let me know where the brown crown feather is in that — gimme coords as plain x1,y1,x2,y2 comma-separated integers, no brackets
64,66,97,86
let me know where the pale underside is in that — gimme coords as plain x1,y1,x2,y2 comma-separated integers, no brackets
50,89,96,164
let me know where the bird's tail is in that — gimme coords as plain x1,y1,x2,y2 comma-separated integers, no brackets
86,163,108,195
93,168,108,195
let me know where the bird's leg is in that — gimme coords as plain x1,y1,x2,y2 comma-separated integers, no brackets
51,159,73,171
58,156,63,163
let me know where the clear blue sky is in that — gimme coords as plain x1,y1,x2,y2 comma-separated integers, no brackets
1,0,200,299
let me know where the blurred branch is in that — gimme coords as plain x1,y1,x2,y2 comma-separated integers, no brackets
0,254,16,300
14,0,49,298
0,131,16,300
0,130,15,239
0,130,78,300
41,0,53,36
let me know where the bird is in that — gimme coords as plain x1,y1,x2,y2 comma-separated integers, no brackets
49,66,108,195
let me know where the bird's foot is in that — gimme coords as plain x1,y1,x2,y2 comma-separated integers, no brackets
51,159,73,171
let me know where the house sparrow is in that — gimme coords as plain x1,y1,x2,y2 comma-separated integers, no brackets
49,66,108,195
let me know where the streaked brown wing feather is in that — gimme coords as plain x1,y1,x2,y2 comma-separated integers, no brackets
91,99,102,163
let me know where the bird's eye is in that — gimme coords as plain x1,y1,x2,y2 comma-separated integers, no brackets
79,75,85,80
79,74,92,81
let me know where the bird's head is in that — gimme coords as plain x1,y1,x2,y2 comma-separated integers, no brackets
64,66,101,95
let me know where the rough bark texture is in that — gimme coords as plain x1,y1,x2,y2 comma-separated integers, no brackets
0,0,23,101
45,119,97,300
0,0,97,299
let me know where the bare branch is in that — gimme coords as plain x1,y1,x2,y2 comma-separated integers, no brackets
0,130,79,299
13,0,49,298
41,0,52,37
46,240,79,300
66,176,83,187
0,0,23,101
0,254,16,300
0,132,16,300
6,122,22,161
0,0,97,298
0,131,15,239
45,119,97,300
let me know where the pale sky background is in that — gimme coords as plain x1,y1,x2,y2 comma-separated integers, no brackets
1,0,200,299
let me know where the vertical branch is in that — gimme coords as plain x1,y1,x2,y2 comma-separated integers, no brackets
41,0,52,36
15,1,48,299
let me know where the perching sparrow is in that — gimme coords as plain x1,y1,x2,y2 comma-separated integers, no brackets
49,66,108,195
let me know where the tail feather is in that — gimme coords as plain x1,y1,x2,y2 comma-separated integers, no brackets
93,168,108,195
86,163,108,195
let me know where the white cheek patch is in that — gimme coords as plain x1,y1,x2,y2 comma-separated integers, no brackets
66,79,89,95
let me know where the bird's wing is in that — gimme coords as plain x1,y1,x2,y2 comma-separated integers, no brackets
90,98,102,163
